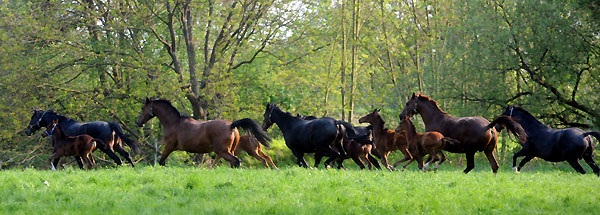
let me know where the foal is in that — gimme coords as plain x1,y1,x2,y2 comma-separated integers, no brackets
395,117,459,171
358,109,411,171
213,135,278,170
42,120,97,170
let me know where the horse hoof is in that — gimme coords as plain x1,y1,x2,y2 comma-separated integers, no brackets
512,166,520,173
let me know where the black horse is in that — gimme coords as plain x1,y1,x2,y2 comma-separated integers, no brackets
25,109,140,168
500,106,599,175
262,104,345,168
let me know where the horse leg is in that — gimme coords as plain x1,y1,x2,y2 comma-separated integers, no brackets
392,148,413,168
416,156,426,172
567,159,586,174
114,144,135,167
158,142,176,166
351,154,366,169
218,152,240,168
367,154,381,170
211,154,222,168
424,151,440,170
382,152,394,171
402,158,415,171
434,150,446,170
512,149,528,172
463,152,475,174
248,149,270,169
74,156,84,169
292,151,308,168
582,154,600,176
314,153,324,168
257,149,278,170
484,149,499,174
97,144,123,166
516,156,535,172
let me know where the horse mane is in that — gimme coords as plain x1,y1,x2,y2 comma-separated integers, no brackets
416,94,448,115
151,99,192,119
510,106,547,128
44,110,77,124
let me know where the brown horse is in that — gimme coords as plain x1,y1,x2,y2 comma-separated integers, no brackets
395,116,460,171
212,135,278,170
399,93,527,173
344,138,379,170
358,109,411,171
42,120,97,170
135,98,271,168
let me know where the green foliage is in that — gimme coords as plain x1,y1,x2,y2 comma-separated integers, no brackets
1,0,599,168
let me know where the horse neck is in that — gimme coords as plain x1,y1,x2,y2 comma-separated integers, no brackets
368,116,387,137
270,108,298,133
403,121,418,140
153,102,183,128
417,101,448,128
51,125,68,141
514,112,550,134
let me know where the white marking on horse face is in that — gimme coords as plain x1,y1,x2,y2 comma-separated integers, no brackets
51,162,57,171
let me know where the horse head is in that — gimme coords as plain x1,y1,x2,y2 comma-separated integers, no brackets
42,120,59,138
26,108,48,136
262,103,276,130
399,93,420,119
395,116,412,134
359,109,381,124
136,98,155,127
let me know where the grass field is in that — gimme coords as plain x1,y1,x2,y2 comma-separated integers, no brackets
1,165,598,215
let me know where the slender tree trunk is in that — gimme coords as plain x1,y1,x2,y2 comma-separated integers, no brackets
181,0,203,119
340,0,347,121
349,0,361,123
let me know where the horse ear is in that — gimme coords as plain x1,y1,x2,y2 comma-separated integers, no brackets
145,97,150,103
411,93,416,98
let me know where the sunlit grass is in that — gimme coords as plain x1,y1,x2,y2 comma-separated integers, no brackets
0,166,598,215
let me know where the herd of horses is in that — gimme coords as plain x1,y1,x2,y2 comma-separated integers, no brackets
24,94,600,176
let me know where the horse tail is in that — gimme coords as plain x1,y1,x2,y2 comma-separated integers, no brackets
488,116,527,144
108,122,141,154
336,120,358,138
231,118,272,148
442,137,461,149
583,131,600,142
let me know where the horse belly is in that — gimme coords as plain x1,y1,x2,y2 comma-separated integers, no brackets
178,136,213,153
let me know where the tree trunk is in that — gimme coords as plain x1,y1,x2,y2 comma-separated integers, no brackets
340,0,347,121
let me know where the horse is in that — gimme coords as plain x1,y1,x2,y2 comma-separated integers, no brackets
42,120,98,170
262,104,345,168
358,109,412,171
25,109,140,167
500,106,600,175
298,115,380,169
398,93,527,173
212,135,278,170
135,98,271,168
394,116,460,171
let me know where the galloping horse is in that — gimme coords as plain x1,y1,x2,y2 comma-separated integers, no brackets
25,109,139,167
42,120,98,170
212,135,278,170
501,106,600,175
359,109,411,171
399,93,527,173
136,98,271,168
262,104,345,168
395,116,459,171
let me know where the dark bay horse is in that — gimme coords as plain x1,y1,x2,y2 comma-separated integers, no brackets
399,93,527,173
25,109,139,167
395,116,460,171
336,123,381,170
501,106,599,175
212,135,278,170
42,120,98,170
262,104,345,168
136,98,271,168
359,109,411,171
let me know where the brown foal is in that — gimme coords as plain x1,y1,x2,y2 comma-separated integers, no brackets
212,135,278,169
358,109,411,171
42,120,97,170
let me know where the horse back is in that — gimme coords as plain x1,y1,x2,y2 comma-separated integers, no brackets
434,116,493,152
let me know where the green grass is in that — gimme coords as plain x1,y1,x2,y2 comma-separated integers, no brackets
1,166,598,215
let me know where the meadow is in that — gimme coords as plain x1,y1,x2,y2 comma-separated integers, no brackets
1,164,598,215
